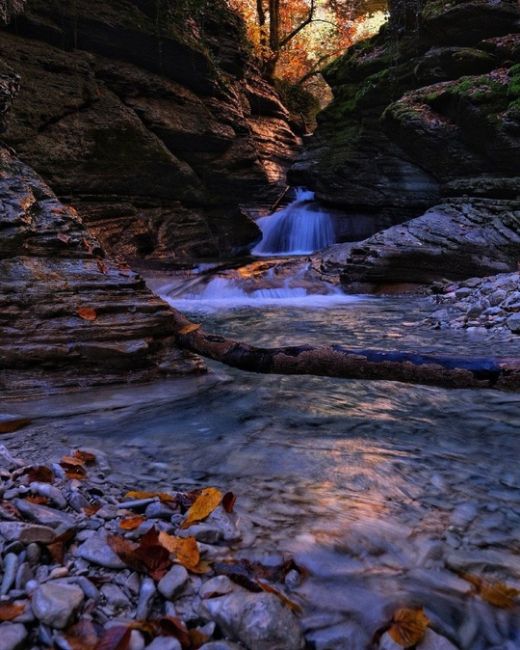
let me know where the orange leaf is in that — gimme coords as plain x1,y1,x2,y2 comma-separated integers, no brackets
83,502,102,517
158,532,200,570
77,306,97,321
65,467,87,480
177,323,201,336
0,416,31,433
222,491,237,513
23,465,54,483
157,617,191,648
25,495,49,505
60,455,85,468
189,629,209,649
388,608,429,647
125,490,175,503
181,487,222,529
120,516,146,531
480,582,519,608
0,602,25,621
74,449,97,465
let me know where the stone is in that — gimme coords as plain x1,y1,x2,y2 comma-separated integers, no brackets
506,313,520,333
145,637,182,650
136,577,156,620
101,584,131,611
200,575,234,599
76,531,126,569
13,499,75,531
199,644,243,650
0,522,56,544
31,582,84,629
202,592,304,650
0,623,28,650
158,565,189,600
419,629,458,649
307,621,370,650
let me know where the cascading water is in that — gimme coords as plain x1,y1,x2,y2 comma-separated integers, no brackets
252,188,335,256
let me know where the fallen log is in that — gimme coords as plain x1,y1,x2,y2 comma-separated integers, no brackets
172,313,520,390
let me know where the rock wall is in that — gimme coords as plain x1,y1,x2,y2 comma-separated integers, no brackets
293,0,520,289
0,0,301,263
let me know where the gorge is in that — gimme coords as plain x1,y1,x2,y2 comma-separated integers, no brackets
1,0,520,648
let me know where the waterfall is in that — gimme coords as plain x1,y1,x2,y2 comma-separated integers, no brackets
252,188,335,256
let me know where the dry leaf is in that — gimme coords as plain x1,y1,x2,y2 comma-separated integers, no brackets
158,532,200,570
222,491,237,513
60,455,86,468
0,602,25,621
0,416,31,434
177,323,201,336
57,232,71,244
181,487,222,529
120,515,146,531
388,608,430,647
74,449,97,464
97,260,109,275
125,490,175,503
107,531,171,581
157,616,191,648
23,465,54,484
77,306,97,321
65,467,87,480
25,495,49,505
461,574,520,608
83,502,102,517
189,628,209,648
95,625,131,650
65,619,99,650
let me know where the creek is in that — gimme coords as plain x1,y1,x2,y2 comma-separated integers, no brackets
5,194,520,648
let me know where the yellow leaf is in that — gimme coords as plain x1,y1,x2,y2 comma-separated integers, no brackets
388,608,429,647
181,487,223,529
120,515,146,531
177,323,201,335
158,532,200,570
461,574,519,608
125,490,175,503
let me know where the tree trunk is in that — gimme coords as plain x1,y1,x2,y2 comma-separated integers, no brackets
171,312,520,391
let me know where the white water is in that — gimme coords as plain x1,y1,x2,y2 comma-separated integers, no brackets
160,275,363,312
252,188,335,256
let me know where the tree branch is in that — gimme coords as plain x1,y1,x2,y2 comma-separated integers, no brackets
279,0,316,48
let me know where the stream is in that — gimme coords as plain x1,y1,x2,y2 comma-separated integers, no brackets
4,194,520,648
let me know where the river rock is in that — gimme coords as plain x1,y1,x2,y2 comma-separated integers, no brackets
13,499,75,531
202,591,304,650
0,522,56,544
32,581,84,629
0,623,28,650
307,621,369,650
76,531,126,569
157,565,189,600
145,637,182,650
200,576,234,599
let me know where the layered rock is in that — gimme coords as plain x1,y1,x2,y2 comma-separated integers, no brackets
294,0,520,289
0,145,204,396
0,0,301,263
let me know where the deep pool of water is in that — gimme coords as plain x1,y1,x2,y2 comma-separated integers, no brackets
7,296,520,648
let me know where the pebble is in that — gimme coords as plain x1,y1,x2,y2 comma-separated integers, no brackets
203,591,304,650
200,575,234,599
0,623,28,650
0,552,18,595
0,522,56,544
76,531,126,569
101,583,131,611
145,637,182,650
158,565,189,600
31,581,84,629
13,498,75,531
136,576,156,620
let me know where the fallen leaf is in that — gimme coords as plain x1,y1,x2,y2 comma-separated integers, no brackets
74,449,97,465
95,625,131,650
158,532,200,570
23,465,54,484
222,491,237,513
83,502,102,517
189,629,209,648
120,515,146,531
107,531,171,581
60,455,86,468
157,616,191,648
47,528,75,564
461,574,520,608
258,580,302,614
388,607,430,647
187,559,212,575
97,260,109,275
65,467,87,480
65,619,99,650
125,490,175,503
57,232,71,244
25,495,49,505
181,487,222,529
177,323,201,336
0,602,25,621
77,306,97,321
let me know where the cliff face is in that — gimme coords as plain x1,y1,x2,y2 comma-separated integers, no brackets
293,0,520,289
0,0,301,263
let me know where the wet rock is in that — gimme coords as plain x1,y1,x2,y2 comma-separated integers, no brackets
420,629,458,649
0,553,18,595
32,581,84,629
203,592,304,650
307,621,369,650
199,643,243,650
76,531,126,569
146,637,182,650
506,313,520,333
200,575,234,599
158,565,189,600
136,577,156,620
0,623,28,650
13,499,75,531
183,508,240,544
101,584,131,611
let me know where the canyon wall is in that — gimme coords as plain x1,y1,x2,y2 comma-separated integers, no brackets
294,0,520,290
0,0,301,263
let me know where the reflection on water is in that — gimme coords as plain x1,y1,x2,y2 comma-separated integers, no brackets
9,298,520,648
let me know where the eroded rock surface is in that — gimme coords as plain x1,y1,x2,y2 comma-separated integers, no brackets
0,0,301,262
0,146,204,396
293,0,520,288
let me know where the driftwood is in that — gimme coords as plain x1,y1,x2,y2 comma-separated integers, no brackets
172,312,520,391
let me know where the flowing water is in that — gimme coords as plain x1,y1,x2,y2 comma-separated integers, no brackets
253,189,336,256
8,278,520,648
